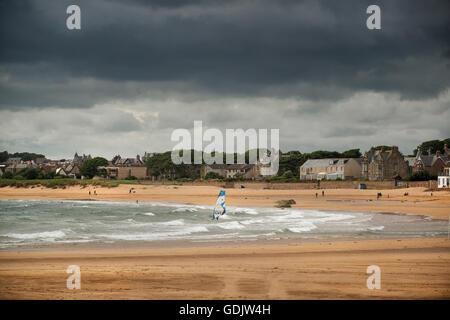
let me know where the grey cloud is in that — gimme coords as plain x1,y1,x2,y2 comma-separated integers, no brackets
1,0,449,112
0,0,449,158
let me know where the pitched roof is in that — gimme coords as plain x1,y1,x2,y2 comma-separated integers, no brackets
300,158,355,169
417,154,445,167
114,158,143,166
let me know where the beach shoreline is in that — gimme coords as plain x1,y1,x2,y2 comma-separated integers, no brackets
1,184,449,219
1,184,449,299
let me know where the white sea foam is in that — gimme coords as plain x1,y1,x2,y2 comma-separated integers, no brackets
159,219,185,226
216,221,246,230
287,226,317,233
240,219,266,225
98,226,209,241
229,207,259,215
6,230,66,239
367,226,384,231
314,213,355,222
171,207,198,213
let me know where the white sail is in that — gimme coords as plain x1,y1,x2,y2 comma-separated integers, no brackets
212,190,226,220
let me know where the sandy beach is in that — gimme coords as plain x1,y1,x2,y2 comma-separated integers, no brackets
0,184,449,299
0,238,449,299
0,184,449,219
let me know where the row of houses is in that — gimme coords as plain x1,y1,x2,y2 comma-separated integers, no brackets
299,145,450,183
57,153,151,179
0,152,153,180
1,145,449,187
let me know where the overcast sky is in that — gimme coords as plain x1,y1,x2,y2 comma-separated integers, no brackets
0,0,449,159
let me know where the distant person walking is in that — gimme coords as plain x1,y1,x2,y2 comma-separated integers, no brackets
315,192,318,199
322,190,325,197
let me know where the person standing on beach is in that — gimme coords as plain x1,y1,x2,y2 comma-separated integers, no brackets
322,190,324,197
315,192,318,199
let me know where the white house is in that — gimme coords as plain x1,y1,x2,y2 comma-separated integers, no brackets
438,167,450,188
299,158,362,180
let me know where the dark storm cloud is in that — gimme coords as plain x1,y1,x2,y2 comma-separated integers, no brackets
1,0,449,158
0,0,449,111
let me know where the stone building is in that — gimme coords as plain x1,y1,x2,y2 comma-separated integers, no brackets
361,146,409,180
113,155,144,167
73,152,91,164
299,158,362,180
411,148,447,176
200,164,259,179
100,166,149,180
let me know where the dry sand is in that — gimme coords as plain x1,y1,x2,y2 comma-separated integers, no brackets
0,184,449,299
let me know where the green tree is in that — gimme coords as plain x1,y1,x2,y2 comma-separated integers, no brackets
18,168,40,179
308,150,341,159
278,152,305,177
80,157,108,178
205,171,223,180
406,171,437,181
10,152,45,161
340,149,362,158
282,170,294,178
414,138,450,155
0,151,8,163
2,171,13,179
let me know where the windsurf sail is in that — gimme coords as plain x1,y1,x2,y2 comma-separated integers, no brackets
212,190,226,220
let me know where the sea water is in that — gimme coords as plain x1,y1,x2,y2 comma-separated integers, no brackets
0,199,447,248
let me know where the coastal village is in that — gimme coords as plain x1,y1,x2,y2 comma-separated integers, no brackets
1,143,449,189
